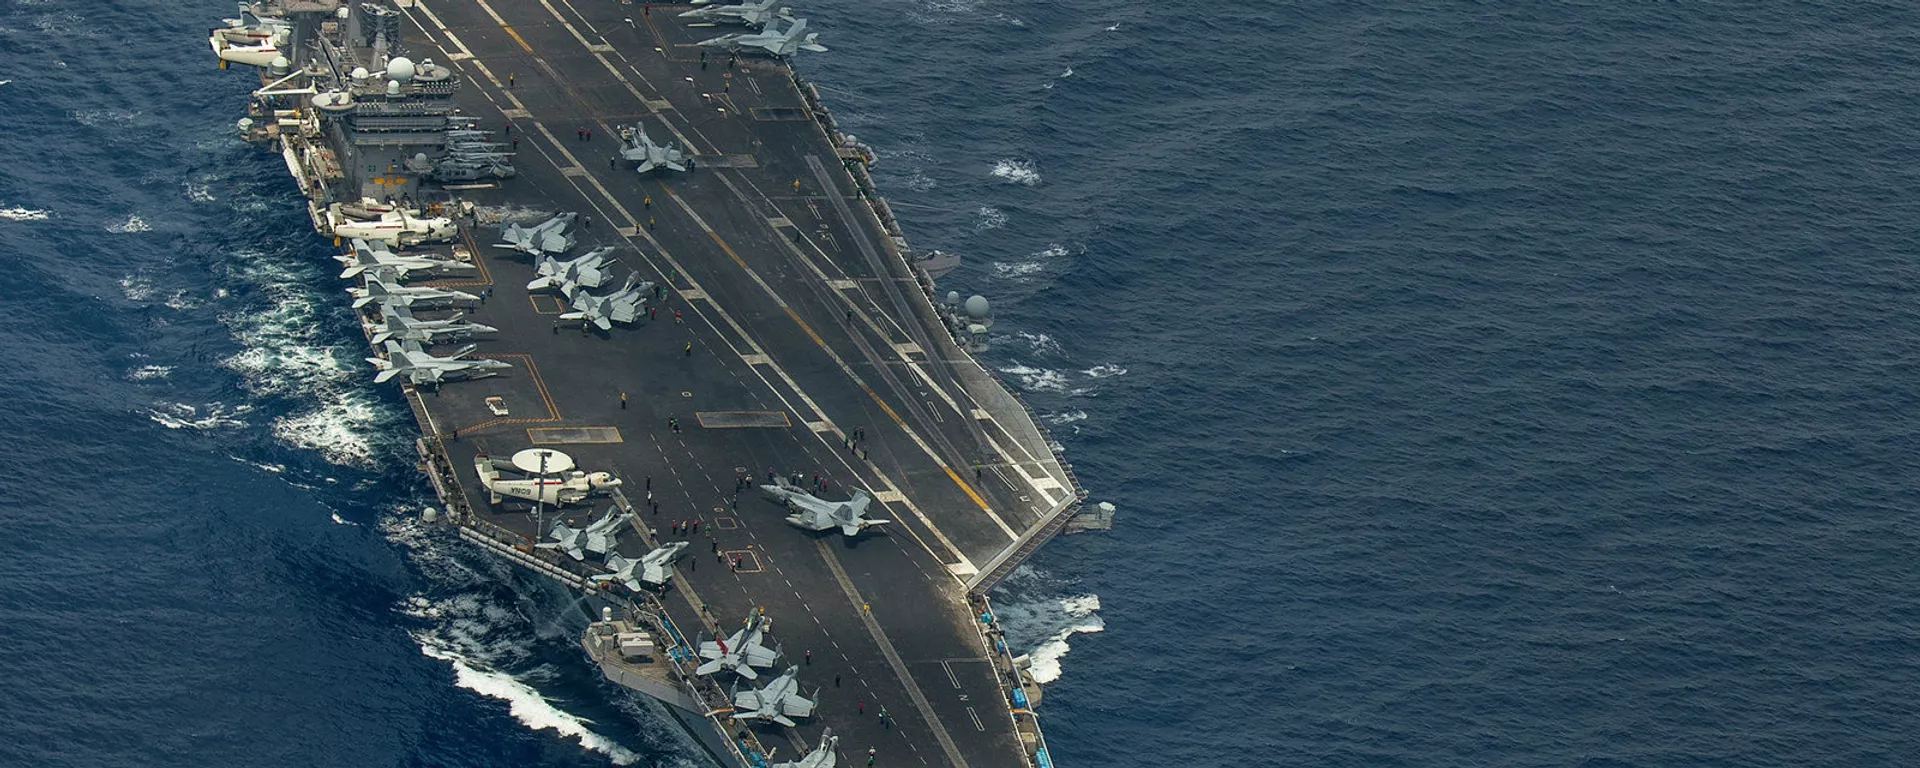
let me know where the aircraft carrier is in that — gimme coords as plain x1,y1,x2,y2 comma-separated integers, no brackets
208,2,1101,767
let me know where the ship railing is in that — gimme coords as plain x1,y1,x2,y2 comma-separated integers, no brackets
966,593,1050,768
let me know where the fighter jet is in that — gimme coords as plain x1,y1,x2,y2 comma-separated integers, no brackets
527,246,618,292
212,9,290,45
594,541,690,590
618,124,687,174
337,238,474,280
349,269,480,309
493,212,579,256
328,204,460,247
365,340,511,386
473,455,623,506
760,480,890,537
680,0,792,28
368,305,497,344
561,274,653,331
772,728,838,768
697,15,827,57
539,507,634,560
730,666,818,726
696,608,781,679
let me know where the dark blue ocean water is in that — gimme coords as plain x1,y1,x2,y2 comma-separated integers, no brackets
6,1,1920,766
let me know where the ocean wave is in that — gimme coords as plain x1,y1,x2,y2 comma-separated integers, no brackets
119,275,155,302
990,261,1045,279
185,181,215,203
271,392,395,469
999,363,1069,393
1044,410,1087,426
147,402,253,430
1081,364,1126,378
0,205,49,221
416,636,640,765
974,205,1007,230
991,159,1041,186
72,107,139,128
127,364,173,381
106,214,150,233
1010,331,1063,356
989,565,1104,685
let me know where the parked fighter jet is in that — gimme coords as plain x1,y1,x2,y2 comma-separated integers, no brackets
349,269,480,309
494,212,578,256
772,728,838,768
697,16,827,56
730,666,817,726
760,480,890,537
696,608,781,679
680,0,791,28
561,274,653,331
595,541,690,590
337,238,473,280
539,508,634,560
368,305,497,344
618,124,687,174
473,455,622,506
527,246,618,292
327,204,460,247
365,340,510,386
213,9,290,44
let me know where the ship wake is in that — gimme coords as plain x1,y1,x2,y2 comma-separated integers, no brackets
991,565,1105,684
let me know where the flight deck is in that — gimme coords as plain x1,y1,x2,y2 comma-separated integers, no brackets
213,1,1086,766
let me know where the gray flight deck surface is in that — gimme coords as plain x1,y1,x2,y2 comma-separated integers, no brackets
378,2,1075,766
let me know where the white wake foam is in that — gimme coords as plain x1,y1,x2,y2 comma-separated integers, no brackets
185,181,215,203
127,364,173,381
991,159,1041,186
999,363,1069,393
0,205,48,221
106,214,150,233
272,393,387,468
974,205,1007,230
1044,410,1087,426
1024,595,1104,684
417,640,640,765
1081,364,1127,378
147,402,253,430
1010,331,1063,356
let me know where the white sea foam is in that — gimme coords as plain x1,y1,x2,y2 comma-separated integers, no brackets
974,205,1007,230
119,275,155,302
72,107,138,127
990,261,1045,279
1061,67,1074,78
147,402,253,430
186,182,215,203
991,159,1041,186
127,364,173,381
1044,410,1088,426
1024,595,1104,684
227,456,287,474
272,393,390,468
106,214,150,233
416,638,640,765
1011,331,1063,356
330,512,357,526
0,205,48,221
1081,364,1127,378
904,170,937,192
999,363,1069,393
164,289,199,311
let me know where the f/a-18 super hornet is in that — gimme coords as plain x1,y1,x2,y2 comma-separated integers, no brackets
539,507,634,560
618,124,687,174
680,0,791,28
595,541,690,590
527,246,618,292
729,666,818,726
760,480,890,537
473,455,623,507
349,268,479,309
697,15,827,57
772,728,838,768
696,608,781,680
368,305,496,344
326,203,459,247
494,212,578,256
771,729,840,764
561,274,653,331
365,340,511,386
337,238,474,280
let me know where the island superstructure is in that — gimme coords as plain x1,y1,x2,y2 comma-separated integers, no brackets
209,2,1099,767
